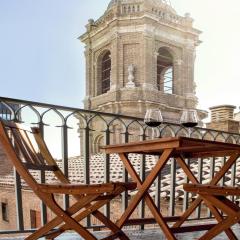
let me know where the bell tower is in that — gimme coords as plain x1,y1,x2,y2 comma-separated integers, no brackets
80,0,207,122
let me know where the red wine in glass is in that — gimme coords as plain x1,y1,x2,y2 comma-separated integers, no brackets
181,122,198,128
145,120,161,128
180,109,198,137
144,109,163,138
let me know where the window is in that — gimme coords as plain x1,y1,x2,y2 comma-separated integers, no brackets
101,51,111,94
30,210,37,229
1,202,9,222
162,67,173,93
30,209,41,229
157,48,173,94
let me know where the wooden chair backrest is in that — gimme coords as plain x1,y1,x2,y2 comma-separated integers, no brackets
0,119,69,190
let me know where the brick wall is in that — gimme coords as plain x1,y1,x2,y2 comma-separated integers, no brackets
0,186,17,230
0,186,63,231
0,142,13,176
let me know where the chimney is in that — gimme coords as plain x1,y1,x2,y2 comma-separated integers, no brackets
210,105,235,122
206,105,239,133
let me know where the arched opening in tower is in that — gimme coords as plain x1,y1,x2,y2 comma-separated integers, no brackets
157,48,173,94
101,51,111,94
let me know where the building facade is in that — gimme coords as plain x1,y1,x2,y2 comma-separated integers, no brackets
80,0,207,122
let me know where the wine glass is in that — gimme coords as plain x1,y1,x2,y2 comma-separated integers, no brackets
144,109,163,139
180,109,198,137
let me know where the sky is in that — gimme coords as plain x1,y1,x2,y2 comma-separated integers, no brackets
0,0,240,113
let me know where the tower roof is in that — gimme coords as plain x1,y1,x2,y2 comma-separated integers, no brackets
107,0,176,14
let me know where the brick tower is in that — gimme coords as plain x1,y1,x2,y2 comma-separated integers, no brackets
80,0,208,122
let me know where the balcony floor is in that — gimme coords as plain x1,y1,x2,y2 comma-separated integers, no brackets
1,224,240,240
56,228,239,239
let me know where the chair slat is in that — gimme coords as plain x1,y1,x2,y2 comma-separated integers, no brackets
8,124,54,171
11,128,35,164
32,127,69,183
1,119,32,132
21,129,45,165
23,163,59,171
184,183,240,196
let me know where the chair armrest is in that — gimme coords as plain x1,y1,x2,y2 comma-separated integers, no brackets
39,183,116,195
113,181,137,191
39,181,137,195
183,183,240,196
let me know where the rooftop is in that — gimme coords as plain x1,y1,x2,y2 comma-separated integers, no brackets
2,153,240,201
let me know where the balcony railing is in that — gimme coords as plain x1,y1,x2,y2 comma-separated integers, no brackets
0,96,240,235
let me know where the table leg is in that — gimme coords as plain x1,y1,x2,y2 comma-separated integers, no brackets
175,156,198,184
201,196,238,239
199,216,238,240
173,153,239,228
210,153,239,185
117,150,177,240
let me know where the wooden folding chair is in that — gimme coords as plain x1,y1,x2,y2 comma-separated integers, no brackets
184,183,240,240
0,119,136,240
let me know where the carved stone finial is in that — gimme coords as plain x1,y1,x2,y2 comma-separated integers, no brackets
126,64,136,88
88,18,95,24
86,18,96,31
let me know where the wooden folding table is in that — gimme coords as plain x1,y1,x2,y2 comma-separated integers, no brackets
102,137,240,240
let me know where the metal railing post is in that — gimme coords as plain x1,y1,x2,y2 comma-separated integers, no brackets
14,169,24,231
122,130,129,213
62,124,69,210
104,128,110,218
196,158,203,218
39,122,47,225
83,125,90,227
139,133,146,230
169,158,176,216
208,157,215,218
183,158,190,212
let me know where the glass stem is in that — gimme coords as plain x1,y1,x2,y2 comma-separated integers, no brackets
152,127,155,139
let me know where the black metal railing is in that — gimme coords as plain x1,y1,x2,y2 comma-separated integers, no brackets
0,96,240,234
